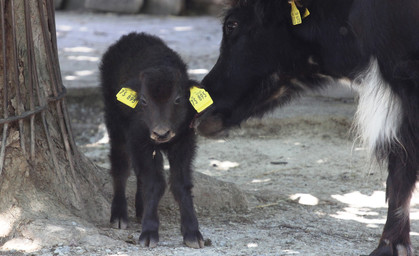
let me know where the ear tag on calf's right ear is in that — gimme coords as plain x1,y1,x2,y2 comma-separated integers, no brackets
189,86,213,113
116,87,139,108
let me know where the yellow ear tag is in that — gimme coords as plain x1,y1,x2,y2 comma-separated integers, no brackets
290,1,302,26
302,8,310,18
189,86,213,113
116,87,139,108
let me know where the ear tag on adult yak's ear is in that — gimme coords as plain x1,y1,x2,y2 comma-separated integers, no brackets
116,87,139,108
189,86,213,113
290,0,302,25
302,8,310,18
289,0,310,26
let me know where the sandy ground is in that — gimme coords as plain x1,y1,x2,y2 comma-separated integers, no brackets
67,95,419,256
2,11,419,256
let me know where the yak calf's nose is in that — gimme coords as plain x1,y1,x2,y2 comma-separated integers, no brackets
150,127,175,143
153,130,170,140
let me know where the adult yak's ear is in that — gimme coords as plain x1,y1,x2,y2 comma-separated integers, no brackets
253,1,288,25
298,0,314,8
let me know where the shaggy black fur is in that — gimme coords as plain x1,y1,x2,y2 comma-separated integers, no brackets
100,32,204,249
197,1,419,255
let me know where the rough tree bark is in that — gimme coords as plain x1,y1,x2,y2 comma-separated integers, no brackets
0,0,246,253
0,0,110,251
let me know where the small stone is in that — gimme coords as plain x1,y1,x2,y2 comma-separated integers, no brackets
204,238,212,246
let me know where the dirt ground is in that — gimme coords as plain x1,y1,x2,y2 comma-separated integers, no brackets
65,93,419,256
2,12,419,256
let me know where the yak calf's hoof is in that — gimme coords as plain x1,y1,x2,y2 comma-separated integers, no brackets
139,230,159,248
110,197,128,229
110,217,128,229
184,230,204,249
110,208,128,229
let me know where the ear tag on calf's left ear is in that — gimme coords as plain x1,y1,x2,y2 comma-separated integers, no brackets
116,87,139,108
189,86,213,113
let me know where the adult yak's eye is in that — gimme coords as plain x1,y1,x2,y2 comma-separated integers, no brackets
225,20,238,34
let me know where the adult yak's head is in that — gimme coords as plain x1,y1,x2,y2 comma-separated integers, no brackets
196,0,356,136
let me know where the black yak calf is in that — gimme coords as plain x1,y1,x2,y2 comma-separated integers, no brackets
196,0,419,255
100,32,204,249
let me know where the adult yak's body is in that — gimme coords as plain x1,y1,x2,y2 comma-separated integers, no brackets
196,0,419,255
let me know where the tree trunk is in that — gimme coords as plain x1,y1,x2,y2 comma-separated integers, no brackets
0,0,110,249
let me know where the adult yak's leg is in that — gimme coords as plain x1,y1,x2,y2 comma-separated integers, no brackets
370,145,417,256
355,60,418,255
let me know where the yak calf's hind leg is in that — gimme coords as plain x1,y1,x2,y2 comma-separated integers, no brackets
109,134,130,229
370,150,417,256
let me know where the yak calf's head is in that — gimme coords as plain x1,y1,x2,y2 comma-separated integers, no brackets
130,67,193,144
197,0,315,136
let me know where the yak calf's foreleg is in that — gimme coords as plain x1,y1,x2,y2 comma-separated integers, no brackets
109,133,130,230
168,143,204,249
134,150,166,248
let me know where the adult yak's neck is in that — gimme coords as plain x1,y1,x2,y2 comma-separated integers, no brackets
292,0,370,81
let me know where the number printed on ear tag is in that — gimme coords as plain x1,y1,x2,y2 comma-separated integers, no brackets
189,86,213,113
116,87,139,108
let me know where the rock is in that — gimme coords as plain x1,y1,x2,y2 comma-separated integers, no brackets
122,170,248,217
85,0,144,14
160,171,249,215
143,0,185,15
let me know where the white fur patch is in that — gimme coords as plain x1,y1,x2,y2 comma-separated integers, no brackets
352,59,403,159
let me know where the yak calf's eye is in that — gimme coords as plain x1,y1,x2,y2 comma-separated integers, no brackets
140,96,147,106
174,96,182,105
225,20,238,34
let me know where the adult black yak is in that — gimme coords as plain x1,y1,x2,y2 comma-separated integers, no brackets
196,0,419,255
